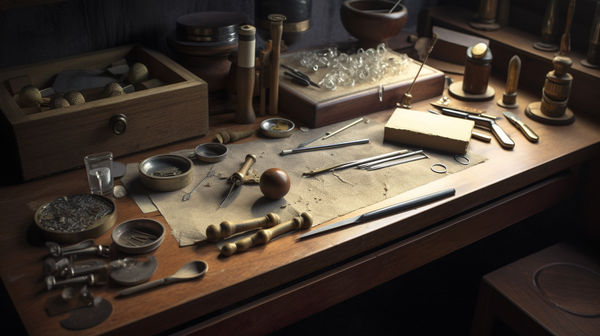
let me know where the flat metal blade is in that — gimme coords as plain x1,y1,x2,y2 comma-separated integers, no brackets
219,183,237,208
298,188,455,239
298,214,364,239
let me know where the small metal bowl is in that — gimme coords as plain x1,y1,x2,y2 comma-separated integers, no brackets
139,154,194,192
260,118,295,138
195,143,228,162
35,194,117,244
112,219,166,254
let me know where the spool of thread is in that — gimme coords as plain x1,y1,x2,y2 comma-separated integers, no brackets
462,43,492,95
234,25,257,124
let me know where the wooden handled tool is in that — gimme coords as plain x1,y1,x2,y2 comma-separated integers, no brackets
221,212,312,256
258,40,272,116
201,213,281,242
234,25,257,124
232,154,256,186
268,14,286,115
220,154,257,208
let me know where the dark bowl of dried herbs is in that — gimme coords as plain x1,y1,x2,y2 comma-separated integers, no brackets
139,154,194,192
34,194,117,244
112,218,166,254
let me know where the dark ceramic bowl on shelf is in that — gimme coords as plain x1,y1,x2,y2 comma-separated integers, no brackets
340,0,408,49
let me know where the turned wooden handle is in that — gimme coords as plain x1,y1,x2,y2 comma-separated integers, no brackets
205,213,280,242
234,67,256,124
269,20,283,115
221,212,312,256
232,154,257,186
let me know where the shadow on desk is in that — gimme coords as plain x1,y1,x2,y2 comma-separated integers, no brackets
269,200,578,336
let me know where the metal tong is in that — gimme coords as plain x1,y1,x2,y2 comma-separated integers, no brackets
281,64,320,88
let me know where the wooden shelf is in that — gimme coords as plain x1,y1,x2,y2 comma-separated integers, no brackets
424,5,600,118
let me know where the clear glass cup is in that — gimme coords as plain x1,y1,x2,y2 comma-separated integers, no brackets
84,152,114,195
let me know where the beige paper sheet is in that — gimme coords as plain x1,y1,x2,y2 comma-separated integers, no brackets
123,119,487,247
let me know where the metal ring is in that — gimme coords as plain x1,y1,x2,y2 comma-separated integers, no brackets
431,163,447,174
454,154,470,165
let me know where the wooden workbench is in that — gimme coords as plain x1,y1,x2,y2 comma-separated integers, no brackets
1,70,599,335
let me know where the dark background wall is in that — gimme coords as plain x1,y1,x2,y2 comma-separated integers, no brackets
1,0,596,70
0,0,442,69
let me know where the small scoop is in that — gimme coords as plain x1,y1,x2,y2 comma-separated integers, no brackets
117,260,208,296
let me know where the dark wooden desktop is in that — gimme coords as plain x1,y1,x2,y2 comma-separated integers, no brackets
2,5,600,336
1,71,599,335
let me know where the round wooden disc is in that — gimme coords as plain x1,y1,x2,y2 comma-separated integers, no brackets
525,101,575,126
497,99,519,109
534,263,600,316
580,59,600,69
469,21,500,31
448,82,495,102
533,42,559,52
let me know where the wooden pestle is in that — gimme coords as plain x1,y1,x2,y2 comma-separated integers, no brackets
221,212,313,256
203,212,280,242
234,25,257,124
258,40,272,116
268,14,285,115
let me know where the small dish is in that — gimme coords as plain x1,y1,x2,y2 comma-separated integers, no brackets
195,143,228,162
35,194,117,244
112,219,166,254
139,154,194,192
260,118,295,138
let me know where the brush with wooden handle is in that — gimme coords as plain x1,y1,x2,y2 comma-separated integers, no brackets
268,14,286,115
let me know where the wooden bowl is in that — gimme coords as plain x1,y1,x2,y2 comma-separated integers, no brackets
340,0,408,48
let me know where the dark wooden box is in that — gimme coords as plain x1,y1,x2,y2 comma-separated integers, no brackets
0,45,208,180
277,51,445,128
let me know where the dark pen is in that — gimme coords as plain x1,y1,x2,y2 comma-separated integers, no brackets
281,64,321,88
284,71,311,86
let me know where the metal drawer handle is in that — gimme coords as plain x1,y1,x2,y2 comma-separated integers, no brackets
110,114,127,135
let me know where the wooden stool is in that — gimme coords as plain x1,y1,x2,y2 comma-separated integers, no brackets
470,240,600,336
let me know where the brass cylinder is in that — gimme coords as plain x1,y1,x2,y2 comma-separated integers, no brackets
477,0,498,23
587,1,600,65
540,0,559,44
463,44,492,94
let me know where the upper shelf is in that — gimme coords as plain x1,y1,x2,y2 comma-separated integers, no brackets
426,5,600,79
424,5,600,117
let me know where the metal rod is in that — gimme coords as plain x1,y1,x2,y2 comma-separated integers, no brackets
281,139,369,156
302,149,409,176
297,132,329,148
367,154,428,170
357,150,424,169
322,118,364,140
389,0,402,13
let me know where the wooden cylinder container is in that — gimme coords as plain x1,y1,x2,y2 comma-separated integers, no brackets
462,43,493,95
234,25,257,124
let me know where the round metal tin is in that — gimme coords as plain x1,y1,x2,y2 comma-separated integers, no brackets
35,194,117,244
